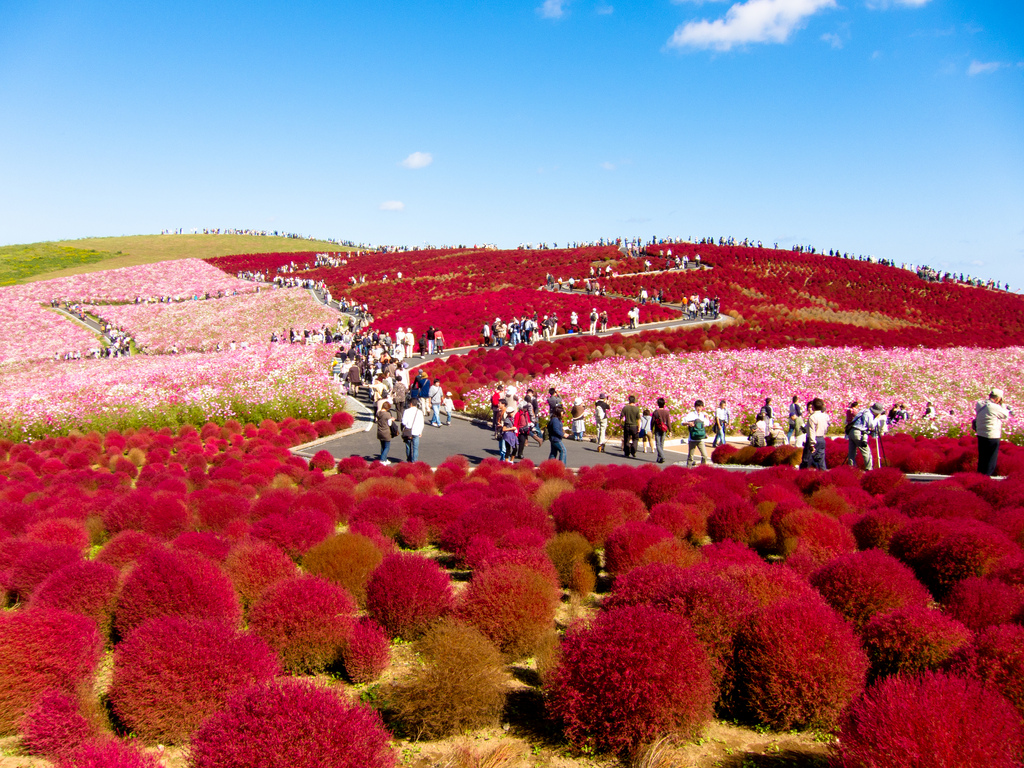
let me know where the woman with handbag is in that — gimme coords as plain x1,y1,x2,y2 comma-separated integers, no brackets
376,401,395,465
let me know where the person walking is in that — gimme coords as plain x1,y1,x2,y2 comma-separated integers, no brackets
846,403,886,470
787,395,804,446
806,397,829,470
682,400,710,467
712,399,731,447
639,409,654,454
594,393,610,453
442,391,454,426
429,379,443,427
548,404,567,464
976,388,1012,476
571,398,586,441
376,401,395,465
401,397,425,463
620,395,641,458
651,397,671,464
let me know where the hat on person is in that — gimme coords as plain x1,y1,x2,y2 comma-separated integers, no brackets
991,388,1004,399
870,402,885,415
598,393,606,399
446,391,452,396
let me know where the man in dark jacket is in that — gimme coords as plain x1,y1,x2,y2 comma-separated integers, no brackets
621,395,641,458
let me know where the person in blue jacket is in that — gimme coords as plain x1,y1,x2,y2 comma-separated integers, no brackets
548,404,567,465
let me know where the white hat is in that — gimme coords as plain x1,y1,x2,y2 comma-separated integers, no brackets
991,388,1004,399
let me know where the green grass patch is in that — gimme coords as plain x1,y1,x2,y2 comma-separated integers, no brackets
0,243,119,286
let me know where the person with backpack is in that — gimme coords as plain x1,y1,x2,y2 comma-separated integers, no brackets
846,402,887,470
651,397,671,464
682,399,710,467
513,401,533,460
548,404,567,465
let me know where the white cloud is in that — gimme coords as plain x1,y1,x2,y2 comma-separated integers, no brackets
967,60,1001,76
400,151,433,169
538,0,567,19
600,161,616,170
866,0,931,8
379,201,405,212
668,0,837,51
821,32,843,48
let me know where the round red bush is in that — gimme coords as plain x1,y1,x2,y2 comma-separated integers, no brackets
551,488,638,547
917,522,1018,598
29,560,119,637
223,538,297,606
851,507,908,551
19,689,95,760
172,531,232,562
250,509,333,558
114,548,242,638
951,623,1024,717
94,530,162,570
455,561,560,658
944,576,1024,631
546,605,714,756
861,606,972,680
3,541,81,603
604,521,674,577
309,449,336,471
189,678,395,768
834,672,1024,768
0,608,102,733
108,616,279,743
860,467,907,497
809,549,930,629
247,575,356,674
365,553,454,639
733,598,867,730
343,618,391,684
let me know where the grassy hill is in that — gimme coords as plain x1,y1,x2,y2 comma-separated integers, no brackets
0,234,352,286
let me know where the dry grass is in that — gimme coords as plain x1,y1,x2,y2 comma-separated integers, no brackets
19,234,351,283
432,740,530,768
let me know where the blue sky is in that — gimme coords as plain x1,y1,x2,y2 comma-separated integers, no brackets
1,0,1021,286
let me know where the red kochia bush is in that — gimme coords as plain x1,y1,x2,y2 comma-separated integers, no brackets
19,689,95,760
861,606,972,680
29,560,119,637
3,541,81,603
733,598,868,730
951,623,1024,717
114,548,242,638
809,549,930,629
603,521,674,576
456,561,560,659
550,488,642,547
250,509,333,558
546,606,714,756
55,738,163,768
944,576,1024,631
223,537,297,606
834,672,1024,768
344,618,391,684
365,553,454,640
94,530,162,570
0,608,102,733
188,678,396,768
851,507,908,551
247,576,356,674
108,616,279,744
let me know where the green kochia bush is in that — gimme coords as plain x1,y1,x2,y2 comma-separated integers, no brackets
546,605,715,756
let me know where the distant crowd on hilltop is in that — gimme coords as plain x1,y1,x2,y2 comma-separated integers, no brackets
159,227,365,249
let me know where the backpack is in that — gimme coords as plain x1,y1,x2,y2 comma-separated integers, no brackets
689,418,706,441
652,410,667,434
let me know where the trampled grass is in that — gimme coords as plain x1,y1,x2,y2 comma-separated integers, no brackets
2,234,352,284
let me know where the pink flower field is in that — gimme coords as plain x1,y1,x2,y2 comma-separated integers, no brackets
2,259,257,303
93,288,342,353
466,346,1024,439
0,344,343,441
0,301,103,363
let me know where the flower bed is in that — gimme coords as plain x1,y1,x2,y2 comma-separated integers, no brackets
0,344,344,441
91,289,342,353
3,259,256,303
458,346,1023,444
0,302,103,363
